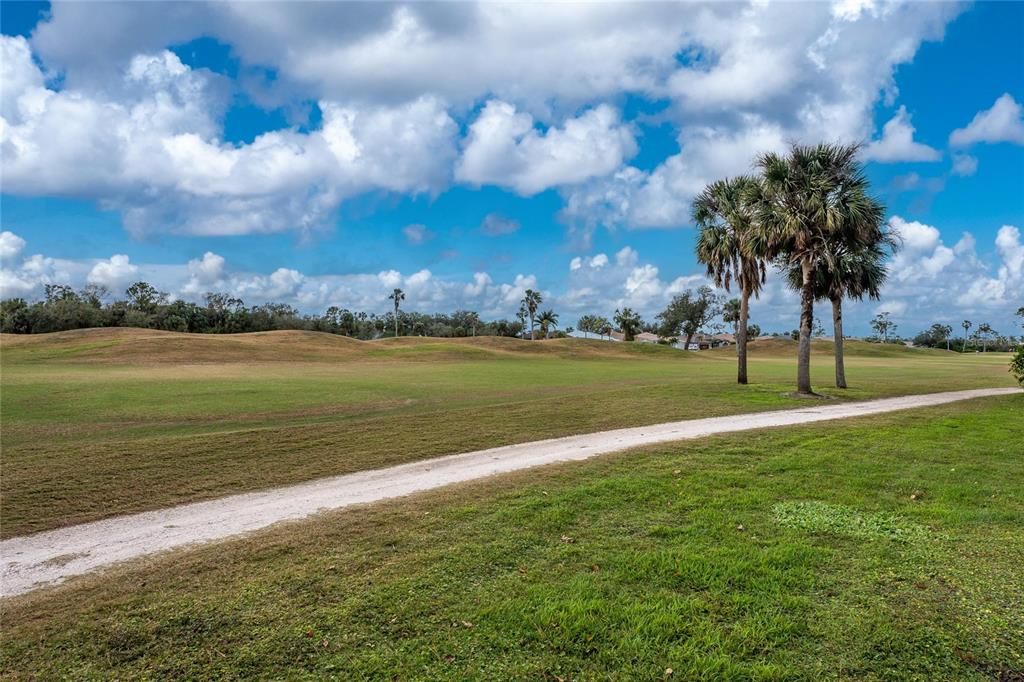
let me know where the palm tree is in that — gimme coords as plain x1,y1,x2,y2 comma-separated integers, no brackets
465,311,480,337
694,175,766,385
577,315,593,338
962,320,972,353
614,308,642,341
750,143,886,395
537,309,559,338
977,323,994,352
516,304,528,339
388,288,405,337
931,323,953,351
522,289,542,340
784,235,895,388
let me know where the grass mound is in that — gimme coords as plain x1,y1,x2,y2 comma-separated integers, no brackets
716,337,939,359
1,328,689,365
1,328,367,364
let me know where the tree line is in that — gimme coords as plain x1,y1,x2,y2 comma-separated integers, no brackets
0,283,536,339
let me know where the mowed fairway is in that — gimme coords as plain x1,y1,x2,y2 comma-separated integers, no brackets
0,328,1015,538
1,397,1020,679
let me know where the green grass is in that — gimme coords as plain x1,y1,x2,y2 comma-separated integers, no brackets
0,329,1015,538
2,397,1020,680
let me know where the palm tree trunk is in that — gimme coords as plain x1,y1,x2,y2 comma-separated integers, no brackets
737,289,749,384
530,315,536,341
797,260,814,395
831,296,847,389
394,306,399,338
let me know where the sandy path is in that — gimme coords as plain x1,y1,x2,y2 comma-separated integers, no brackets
2,387,1019,598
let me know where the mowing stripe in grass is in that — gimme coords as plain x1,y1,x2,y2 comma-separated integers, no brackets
1,386,1019,598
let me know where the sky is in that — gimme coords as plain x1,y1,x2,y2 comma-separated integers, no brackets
1,0,1023,336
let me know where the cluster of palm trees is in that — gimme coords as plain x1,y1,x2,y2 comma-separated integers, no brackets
961,320,1001,352
694,142,895,395
518,289,560,339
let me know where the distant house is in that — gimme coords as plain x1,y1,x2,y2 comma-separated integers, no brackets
713,333,736,346
608,330,661,343
678,333,733,351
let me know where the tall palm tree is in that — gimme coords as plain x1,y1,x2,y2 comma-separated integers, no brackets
962,320,972,353
388,288,405,338
522,289,542,340
465,311,480,337
614,307,642,341
932,323,953,351
785,234,895,388
537,309,559,338
977,322,994,352
750,143,886,395
516,304,528,339
694,175,766,385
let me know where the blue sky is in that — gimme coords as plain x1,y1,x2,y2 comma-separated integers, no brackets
1,1,1022,335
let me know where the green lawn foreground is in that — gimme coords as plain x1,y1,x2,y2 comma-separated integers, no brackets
0,333,1015,538
2,396,1021,680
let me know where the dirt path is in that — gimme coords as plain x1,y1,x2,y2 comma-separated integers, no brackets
2,387,1019,598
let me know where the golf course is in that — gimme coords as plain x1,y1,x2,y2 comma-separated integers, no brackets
1,329,1021,679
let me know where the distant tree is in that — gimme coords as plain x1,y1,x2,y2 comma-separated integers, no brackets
522,289,542,340
595,316,612,339
932,323,953,351
536,309,559,338
0,298,31,334
125,281,167,314
812,318,825,338
516,304,528,339
577,315,594,338
722,298,741,333
80,284,109,309
871,312,896,343
977,322,995,352
465,311,480,337
747,323,762,339
614,308,643,341
388,288,405,337
44,284,78,303
962,320,972,353
657,286,721,349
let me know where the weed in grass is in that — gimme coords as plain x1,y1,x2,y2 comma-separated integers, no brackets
771,501,932,543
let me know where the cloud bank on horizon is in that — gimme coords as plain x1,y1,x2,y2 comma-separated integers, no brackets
1,0,1022,334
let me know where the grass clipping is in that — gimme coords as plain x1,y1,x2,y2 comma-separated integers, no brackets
772,501,931,543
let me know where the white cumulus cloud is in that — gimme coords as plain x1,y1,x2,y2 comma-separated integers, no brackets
456,101,637,195
949,93,1024,147
862,106,941,163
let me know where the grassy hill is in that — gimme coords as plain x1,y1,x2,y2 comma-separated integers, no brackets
0,328,687,364
0,327,1014,537
0,327,954,366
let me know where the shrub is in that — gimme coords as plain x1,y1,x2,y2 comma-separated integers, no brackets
1011,346,1024,386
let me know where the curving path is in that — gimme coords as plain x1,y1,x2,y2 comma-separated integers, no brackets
2,387,1019,598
